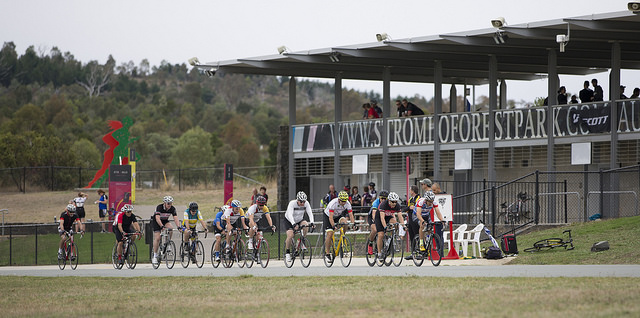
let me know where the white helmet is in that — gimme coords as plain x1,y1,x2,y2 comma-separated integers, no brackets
163,196,174,204
387,192,400,202
231,200,242,208
296,191,307,202
121,204,134,212
424,191,436,202
66,204,76,212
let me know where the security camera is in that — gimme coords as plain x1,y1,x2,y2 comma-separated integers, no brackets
188,57,200,66
491,17,506,29
629,2,640,12
556,34,568,43
277,46,289,54
376,33,390,42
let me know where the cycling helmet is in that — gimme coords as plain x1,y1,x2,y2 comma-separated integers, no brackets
121,204,134,212
368,182,376,187
231,200,242,208
66,204,76,212
378,190,389,199
338,191,349,202
424,190,436,202
163,196,174,204
189,202,198,211
256,196,267,206
296,191,307,202
387,192,400,202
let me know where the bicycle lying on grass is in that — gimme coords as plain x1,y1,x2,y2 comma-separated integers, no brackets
523,229,574,252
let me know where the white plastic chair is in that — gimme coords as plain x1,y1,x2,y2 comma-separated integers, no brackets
442,224,467,255
461,223,484,258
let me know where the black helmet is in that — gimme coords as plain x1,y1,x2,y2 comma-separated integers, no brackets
369,182,376,187
378,190,389,199
256,196,267,206
189,202,198,211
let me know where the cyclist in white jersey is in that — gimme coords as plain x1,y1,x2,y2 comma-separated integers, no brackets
323,191,355,263
284,191,315,263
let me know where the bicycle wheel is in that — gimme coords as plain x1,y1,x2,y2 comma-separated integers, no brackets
300,236,312,268
383,234,393,267
211,240,221,268
245,240,255,268
259,239,270,268
284,238,295,268
181,242,190,268
392,233,404,267
523,246,541,253
340,235,352,268
126,242,137,269
165,241,176,269
221,241,233,268
365,238,376,267
324,241,335,268
195,240,205,268
69,242,78,270
152,248,161,270
429,233,443,267
532,238,564,251
236,239,246,268
112,243,122,270
412,237,424,267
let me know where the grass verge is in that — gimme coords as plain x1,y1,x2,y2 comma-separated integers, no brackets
0,276,639,317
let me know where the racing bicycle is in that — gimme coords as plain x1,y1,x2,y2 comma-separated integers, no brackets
524,229,574,252
153,228,176,269
411,221,443,267
112,231,141,270
246,227,273,268
324,222,353,268
180,229,207,268
221,228,247,268
284,223,314,268
58,230,80,270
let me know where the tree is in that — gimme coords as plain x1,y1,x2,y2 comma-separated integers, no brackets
0,42,18,87
170,127,213,168
76,56,115,98
71,138,101,168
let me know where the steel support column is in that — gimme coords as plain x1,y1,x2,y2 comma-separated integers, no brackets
382,67,391,191
488,55,497,182
288,77,296,200
334,73,342,189
434,61,442,180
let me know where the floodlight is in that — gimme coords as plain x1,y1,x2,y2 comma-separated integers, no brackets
493,31,508,44
277,46,289,54
376,33,391,42
188,57,200,66
329,52,341,63
491,17,506,29
629,2,640,12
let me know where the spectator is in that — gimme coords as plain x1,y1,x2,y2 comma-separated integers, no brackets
362,103,370,119
631,87,640,99
402,99,425,116
365,103,379,119
323,184,338,208
579,80,594,103
250,188,258,205
557,86,568,105
431,182,446,194
570,95,579,104
368,182,378,201
406,185,421,260
419,178,433,195
592,78,604,102
351,186,362,207
95,189,108,233
259,186,269,204
371,99,383,117
343,185,352,203
620,85,628,99
395,100,406,117
361,186,373,207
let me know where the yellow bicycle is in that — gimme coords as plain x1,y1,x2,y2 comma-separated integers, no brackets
324,222,353,268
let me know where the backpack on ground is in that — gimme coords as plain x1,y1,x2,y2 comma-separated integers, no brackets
501,233,518,254
484,246,503,259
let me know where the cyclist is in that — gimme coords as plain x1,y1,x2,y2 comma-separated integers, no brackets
211,205,228,262
375,192,405,260
284,191,315,263
366,190,388,255
414,190,444,252
152,195,181,265
246,196,276,251
58,204,82,260
222,200,248,252
114,204,142,264
323,190,355,263
182,202,208,262
72,192,88,232
405,185,421,260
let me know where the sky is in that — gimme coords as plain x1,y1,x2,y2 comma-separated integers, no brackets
1,0,638,105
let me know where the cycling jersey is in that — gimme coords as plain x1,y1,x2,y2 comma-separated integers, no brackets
285,199,314,224
377,200,401,217
368,198,382,216
246,204,269,216
59,211,78,232
116,212,138,231
183,209,204,228
214,211,224,226
222,206,245,220
324,197,352,218
73,196,87,208
412,198,438,222
154,203,177,222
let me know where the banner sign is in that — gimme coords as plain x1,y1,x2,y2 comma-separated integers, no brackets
108,164,131,230
224,164,233,206
292,101,640,152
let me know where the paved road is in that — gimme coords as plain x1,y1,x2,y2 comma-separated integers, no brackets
1,258,639,277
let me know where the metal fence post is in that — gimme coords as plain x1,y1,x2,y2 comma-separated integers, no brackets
35,224,38,265
78,167,82,189
277,212,281,260
22,167,26,193
179,168,182,191
9,226,12,265
600,168,604,218
490,185,496,235
564,179,568,223
91,224,94,264
535,170,540,225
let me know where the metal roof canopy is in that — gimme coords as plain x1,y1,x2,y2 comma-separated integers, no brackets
202,11,640,84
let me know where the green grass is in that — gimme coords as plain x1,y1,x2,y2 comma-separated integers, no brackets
0,276,639,317
500,216,640,264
